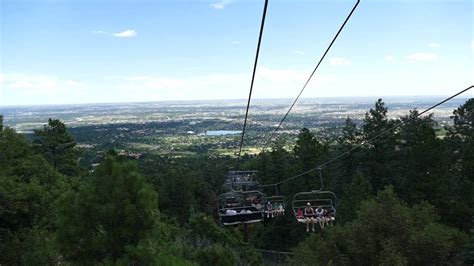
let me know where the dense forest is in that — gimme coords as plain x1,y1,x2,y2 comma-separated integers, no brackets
1,98,473,265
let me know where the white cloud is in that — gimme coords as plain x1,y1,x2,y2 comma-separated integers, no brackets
210,0,233,9
6,74,58,91
406,52,438,61
92,29,137,38
118,66,332,100
384,55,394,60
65,80,82,87
329,57,352,66
231,41,241,45
428,42,440,48
113,29,137,38
1,74,92,105
292,50,305,55
0,73,85,95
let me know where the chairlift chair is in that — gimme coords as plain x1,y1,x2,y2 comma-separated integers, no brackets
292,190,337,223
263,195,286,218
217,190,265,226
224,170,259,192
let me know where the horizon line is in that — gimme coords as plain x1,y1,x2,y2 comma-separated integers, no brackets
1,94,472,108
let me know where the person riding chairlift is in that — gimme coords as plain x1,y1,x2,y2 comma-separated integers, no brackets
273,202,279,216
277,203,284,215
266,201,273,218
325,210,334,225
226,209,237,215
296,208,304,219
315,206,324,229
304,202,315,232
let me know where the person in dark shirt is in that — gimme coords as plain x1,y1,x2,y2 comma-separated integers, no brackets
304,202,315,232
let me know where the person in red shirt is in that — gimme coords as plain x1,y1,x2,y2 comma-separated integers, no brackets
296,208,304,219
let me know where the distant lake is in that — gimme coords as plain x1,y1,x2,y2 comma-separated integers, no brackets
202,130,241,136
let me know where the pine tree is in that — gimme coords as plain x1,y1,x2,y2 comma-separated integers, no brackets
451,98,474,139
338,117,360,147
56,156,159,264
289,187,468,265
291,128,326,193
361,99,397,190
0,128,63,265
293,128,325,171
33,119,79,176
335,117,362,188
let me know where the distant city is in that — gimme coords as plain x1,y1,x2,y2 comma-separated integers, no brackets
1,96,467,131
0,96,469,160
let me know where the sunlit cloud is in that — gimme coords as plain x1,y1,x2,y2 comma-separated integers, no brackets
65,80,82,87
7,74,58,90
1,74,90,105
384,55,394,61
118,66,332,100
406,52,438,61
1,73,85,94
210,0,233,9
92,29,137,38
428,42,440,48
113,29,137,38
329,57,352,66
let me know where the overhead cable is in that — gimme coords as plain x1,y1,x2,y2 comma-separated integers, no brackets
261,85,473,187
238,0,269,159
261,0,360,152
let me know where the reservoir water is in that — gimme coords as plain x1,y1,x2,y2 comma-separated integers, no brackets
203,130,241,136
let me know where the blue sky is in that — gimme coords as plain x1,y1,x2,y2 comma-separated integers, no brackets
0,0,472,105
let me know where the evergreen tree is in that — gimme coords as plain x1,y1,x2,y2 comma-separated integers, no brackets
33,118,79,176
361,99,397,190
158,168,195,225
337,117,360,147
56,156,158,264
0,128,64,265
449,98,474,178
337,173,373,223
451,98,474,139
258,141,291,186
289,187,467,266
395,110,441,203
183,213,262,265
334,117,363,189
293,128,325,170
289,128,326,194
444,99,474,231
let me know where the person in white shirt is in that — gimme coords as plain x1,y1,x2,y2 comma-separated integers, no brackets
226,209,237,215
315,206,324,229
266,201,273,218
